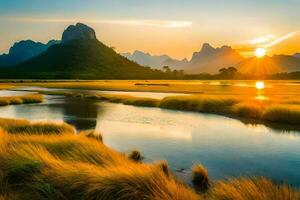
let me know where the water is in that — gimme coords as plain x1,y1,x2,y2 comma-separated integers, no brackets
0,89,300,185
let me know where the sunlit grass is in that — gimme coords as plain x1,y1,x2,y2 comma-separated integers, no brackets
0,118,75,135
210,177,300,200
0,94,43,106
37,90,300,125
0,119,299,200
0,120,201,200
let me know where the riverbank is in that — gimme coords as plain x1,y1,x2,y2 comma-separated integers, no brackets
40,90,300,126
0,118,299,200
0,94,43,106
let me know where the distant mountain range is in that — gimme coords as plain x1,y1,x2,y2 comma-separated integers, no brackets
0,23,164,79
124,44,300,74
0,40,60,66
0,22,300,78
121,51,188,69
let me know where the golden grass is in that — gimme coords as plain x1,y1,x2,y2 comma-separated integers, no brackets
0,85,15,90
209,177,300,200
262,104,300,124
0,119,299,200
0,120,201,200
37,90,300,125
159,95,238,113
0,118,75,135
0,94,43,106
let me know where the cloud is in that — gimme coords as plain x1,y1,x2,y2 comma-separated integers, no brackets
246,32,298,48
265,32,298,48
8,17,192,28
248,34,275,45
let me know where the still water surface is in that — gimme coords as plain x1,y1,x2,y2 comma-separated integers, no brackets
0,89,300,185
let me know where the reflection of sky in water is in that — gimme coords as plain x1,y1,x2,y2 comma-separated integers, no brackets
0,90,300,185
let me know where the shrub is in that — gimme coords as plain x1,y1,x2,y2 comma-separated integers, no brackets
192,164,209,191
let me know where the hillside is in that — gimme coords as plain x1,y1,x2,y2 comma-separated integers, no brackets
0,23,164,79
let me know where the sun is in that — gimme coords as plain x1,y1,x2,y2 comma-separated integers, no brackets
256,81,265,90
255,48,266,58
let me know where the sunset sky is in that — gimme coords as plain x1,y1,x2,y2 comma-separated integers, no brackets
1,0,300,59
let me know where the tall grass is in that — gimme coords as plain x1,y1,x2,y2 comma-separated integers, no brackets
0,118,75,135
262,104,300,124
0,94,43,106
0,119,299,200
209,177,300,200
159,95,238,113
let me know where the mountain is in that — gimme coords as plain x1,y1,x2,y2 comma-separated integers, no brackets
185,43,244,74
236,55,300,74
294,53,300,58
0,23,164,79
62,23,96,43
0,40,60,66
122,51,188,69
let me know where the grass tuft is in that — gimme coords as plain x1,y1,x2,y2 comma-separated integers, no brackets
128,150,143,162
192,164,209,191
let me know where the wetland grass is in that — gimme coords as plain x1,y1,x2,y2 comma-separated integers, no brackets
0,94,43,106
0,119,299,200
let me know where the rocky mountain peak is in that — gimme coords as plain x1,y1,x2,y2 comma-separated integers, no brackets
62,23,96,43
200,43,215,53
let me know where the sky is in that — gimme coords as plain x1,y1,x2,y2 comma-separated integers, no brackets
0,0,300,59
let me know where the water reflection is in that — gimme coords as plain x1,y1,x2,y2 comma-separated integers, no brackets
60,97,98,130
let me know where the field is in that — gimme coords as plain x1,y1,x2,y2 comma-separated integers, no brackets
0,118,299,200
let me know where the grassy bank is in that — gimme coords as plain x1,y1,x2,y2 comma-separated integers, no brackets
44,91,300,125
0,94,43,106
0,118,299,200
